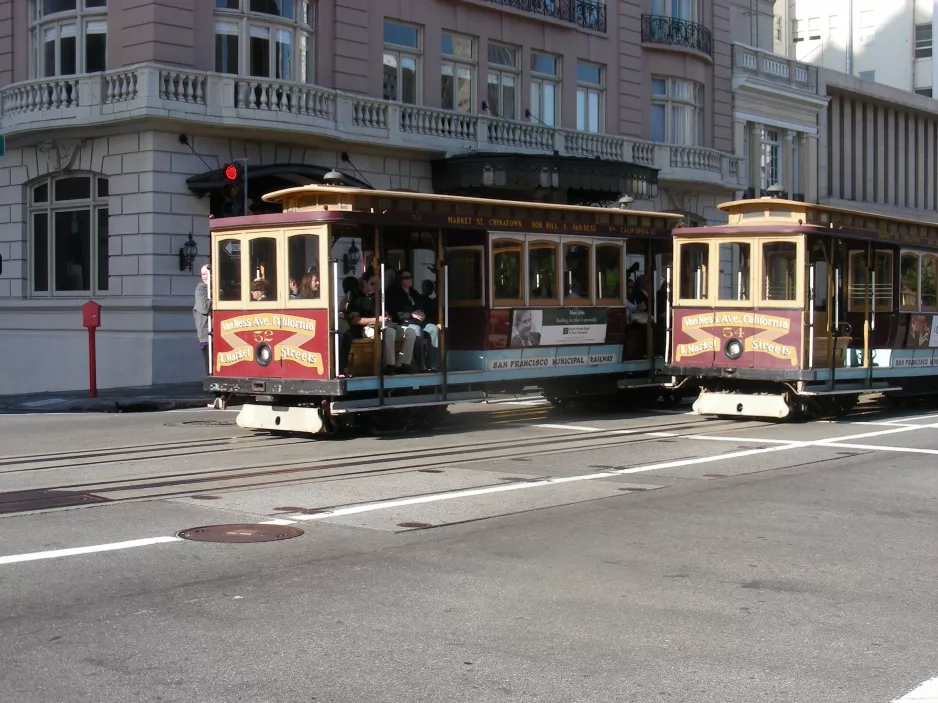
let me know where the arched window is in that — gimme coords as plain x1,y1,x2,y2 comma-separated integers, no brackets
30,0,107,78
214,0,315,84
29,173,109,296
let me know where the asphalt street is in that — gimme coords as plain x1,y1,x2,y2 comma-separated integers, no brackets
0,400,936,703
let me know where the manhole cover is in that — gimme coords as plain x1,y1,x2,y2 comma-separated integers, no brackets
190,495,221,500
702,474,728,479
618,487,648,492
176,524,304,543
418,469,444,474
397,521,432,528
182,420,235,427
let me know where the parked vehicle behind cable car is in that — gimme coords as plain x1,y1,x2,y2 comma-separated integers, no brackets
665,197,938,419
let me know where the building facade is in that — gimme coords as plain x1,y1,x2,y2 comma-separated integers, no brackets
0,0,746,395
774,0,938,98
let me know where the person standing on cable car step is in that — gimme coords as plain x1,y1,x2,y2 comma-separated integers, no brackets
349,267,416,375
388,270,440,372
193,264,211,376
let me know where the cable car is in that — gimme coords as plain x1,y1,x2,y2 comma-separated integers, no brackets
665,197,938,419
205,185,681,434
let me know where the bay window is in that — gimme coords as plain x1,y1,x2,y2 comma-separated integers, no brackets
30,0,107,77
651,76,704,145
214,0,314,83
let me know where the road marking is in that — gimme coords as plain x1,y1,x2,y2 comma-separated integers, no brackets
3,417,937,568
824,442,938,456
646,431,678,437
892,675,938,702
533,423,601,432
686,435,796,445
0,536,182,565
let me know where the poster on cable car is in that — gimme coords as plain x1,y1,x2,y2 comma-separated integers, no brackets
672,308,803,368
212,309,330,378
509,308,607,348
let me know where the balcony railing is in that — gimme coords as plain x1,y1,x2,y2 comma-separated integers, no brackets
641,14,712,57
732,44,816,91
482,0,606,33
0,64,742,190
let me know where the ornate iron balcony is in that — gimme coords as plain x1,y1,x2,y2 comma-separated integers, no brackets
483,0,607,33
641,14,712,56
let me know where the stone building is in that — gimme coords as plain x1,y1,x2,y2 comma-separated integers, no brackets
0,0,749,394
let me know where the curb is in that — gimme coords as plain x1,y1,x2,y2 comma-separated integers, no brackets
1,397,212,414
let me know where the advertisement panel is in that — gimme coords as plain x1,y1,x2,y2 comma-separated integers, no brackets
509,308,607,348
212,309,330,379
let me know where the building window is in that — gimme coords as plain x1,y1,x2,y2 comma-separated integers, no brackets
761,128,780,190
829,15,839,37
383,20,420,104
576,60,603,133
214,0,314,83
807,17,821,40
650,0,700,22
915,87,933,98
30,0,107,77
650,76,704,145
859,70,875,82
792,19,803,43
916,23,932,59
441,32,475,113
487,42,519,120
774,15,782,41
530,51,559,128
792,136,800,195
29,174,109,296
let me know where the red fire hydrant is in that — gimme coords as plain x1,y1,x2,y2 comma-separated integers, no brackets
81,300,102,399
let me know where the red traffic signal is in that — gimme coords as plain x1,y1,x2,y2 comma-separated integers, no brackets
223,163,240,181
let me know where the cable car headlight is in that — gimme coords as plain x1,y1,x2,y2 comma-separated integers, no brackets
256,342,273,367
724,338,744,360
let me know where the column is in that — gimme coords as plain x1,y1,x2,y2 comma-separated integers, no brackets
842,96,853,201
865,103,876,203
806,134,820,203
750,122,764,193
875,105,885,204
886,108,896,205
733,119,747,191
782,131,795,197
928,120,936,211
830,98,841,200
917,117,926,209
897,113,907,208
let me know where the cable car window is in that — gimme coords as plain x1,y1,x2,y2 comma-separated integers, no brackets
563,243,591,303
717,242,750,301
449,248,484,305
922,254,938,310
848,250,893,312
679,242,709,300
762,241,797,301
493,239,523,304
249,237,278,302
529,241,559,303
900,251,920,311
218,238,242,302
596,244,622,302
288,233,320,299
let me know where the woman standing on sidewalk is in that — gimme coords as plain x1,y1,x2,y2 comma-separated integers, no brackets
193,264,211,376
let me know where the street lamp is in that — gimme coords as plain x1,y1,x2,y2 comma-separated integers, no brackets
617,195,634,210
179,232,198,273
344,241,361,274
766,183,785,198
323,169,344,185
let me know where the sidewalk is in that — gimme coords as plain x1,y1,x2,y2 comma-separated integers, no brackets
0,382,217,414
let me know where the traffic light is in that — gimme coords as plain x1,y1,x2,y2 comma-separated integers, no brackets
221,162,245,217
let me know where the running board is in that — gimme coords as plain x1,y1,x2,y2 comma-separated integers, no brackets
617,378,665,389
797,385,901,396
330,391,485,414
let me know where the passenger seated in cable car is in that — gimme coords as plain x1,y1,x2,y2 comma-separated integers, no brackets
297,270,320,299
388,269,440,373
337,276,362,379
289,278,299,299
251,279,269,301
349,267,417,375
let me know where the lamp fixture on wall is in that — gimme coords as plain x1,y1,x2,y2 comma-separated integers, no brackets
179,232,198,273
